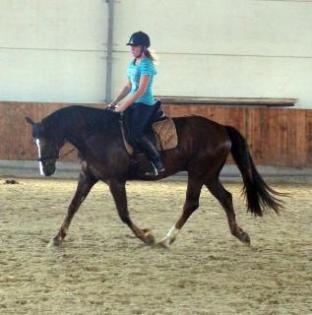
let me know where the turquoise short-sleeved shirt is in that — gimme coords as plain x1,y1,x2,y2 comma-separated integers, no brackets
127,57,157,106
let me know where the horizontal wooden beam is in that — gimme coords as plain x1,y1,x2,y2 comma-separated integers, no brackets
157,96,297,107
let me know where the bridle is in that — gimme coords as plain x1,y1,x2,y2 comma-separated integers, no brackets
37,152,59,163
59,147,76,160
37,146,76,163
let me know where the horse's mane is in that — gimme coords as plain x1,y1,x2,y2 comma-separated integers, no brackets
41,105,120,137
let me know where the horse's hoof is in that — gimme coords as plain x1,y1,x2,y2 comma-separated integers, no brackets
157,235,177,249
142,229,155,245
157,239,170,249
145,233,155,245
240,232,251,246
48,237,62,247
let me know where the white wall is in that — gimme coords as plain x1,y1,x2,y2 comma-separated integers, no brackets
113,0,312,108
0,0,312,107
0,0,107,103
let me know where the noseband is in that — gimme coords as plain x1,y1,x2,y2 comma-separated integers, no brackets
37,153,59,163
35,139,59,163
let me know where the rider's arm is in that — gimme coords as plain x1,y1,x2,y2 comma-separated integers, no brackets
115,75,150,112
108,80,132,107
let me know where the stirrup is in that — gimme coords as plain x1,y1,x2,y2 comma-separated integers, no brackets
154,160,165,174
144,163,159,177
144,162,165,177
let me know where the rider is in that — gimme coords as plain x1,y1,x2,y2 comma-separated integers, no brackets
108,31,165,176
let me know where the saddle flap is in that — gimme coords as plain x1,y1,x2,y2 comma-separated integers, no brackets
152,118,178,151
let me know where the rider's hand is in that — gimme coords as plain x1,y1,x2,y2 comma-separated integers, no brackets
114,105,123,113
107,103,117,111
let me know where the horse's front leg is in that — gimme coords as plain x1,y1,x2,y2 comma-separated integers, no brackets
109,179,155,245
159,175,203,248
50,172,97,246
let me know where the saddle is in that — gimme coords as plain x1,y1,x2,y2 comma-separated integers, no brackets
120,102,178,156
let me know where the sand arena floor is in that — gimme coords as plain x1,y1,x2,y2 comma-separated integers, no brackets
0,178,311,315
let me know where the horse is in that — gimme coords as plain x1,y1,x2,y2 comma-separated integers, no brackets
26,105,282,248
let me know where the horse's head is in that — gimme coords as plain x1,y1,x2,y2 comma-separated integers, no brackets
26,116,63,176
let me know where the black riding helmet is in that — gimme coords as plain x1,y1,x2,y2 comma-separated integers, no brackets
126,31,150,48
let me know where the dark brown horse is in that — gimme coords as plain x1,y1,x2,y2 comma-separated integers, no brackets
26,105,282,248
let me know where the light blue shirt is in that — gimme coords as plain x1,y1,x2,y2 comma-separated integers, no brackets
127,57,157,106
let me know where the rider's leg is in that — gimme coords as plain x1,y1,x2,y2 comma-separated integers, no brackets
130,103,165,175
139,135,165,173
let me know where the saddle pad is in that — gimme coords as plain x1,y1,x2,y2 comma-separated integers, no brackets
152,118,178,151
121,118,178,155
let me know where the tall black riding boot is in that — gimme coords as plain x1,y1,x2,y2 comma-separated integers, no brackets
138,136,165,176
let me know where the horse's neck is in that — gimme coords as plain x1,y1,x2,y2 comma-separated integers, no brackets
63,120,87,151
53,107,118,152
49,110,87,151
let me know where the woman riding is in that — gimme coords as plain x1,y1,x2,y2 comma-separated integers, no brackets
108,31,165,176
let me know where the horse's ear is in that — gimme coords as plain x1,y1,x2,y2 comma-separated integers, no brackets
25,116,35,125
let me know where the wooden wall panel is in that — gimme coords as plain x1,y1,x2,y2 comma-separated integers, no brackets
163,103,311,167
0,102,88,161
163,104,247,133
0,102,311,167
306,110,312,166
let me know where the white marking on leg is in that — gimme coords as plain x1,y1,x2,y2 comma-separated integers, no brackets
35,138,44,176
160,225,180,247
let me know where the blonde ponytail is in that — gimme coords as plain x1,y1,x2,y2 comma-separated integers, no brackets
145,49,158,63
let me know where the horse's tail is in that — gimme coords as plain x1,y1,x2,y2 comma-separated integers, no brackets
226,126,283,216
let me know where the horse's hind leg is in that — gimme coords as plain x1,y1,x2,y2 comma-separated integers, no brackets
50,172,97,246
206,179,250,245
159,175,203,248
109,179,155,245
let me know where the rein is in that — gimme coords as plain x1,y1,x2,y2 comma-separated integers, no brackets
59,147,76,160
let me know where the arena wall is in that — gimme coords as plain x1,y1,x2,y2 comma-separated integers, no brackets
1,102,311,168
0,1,312,107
